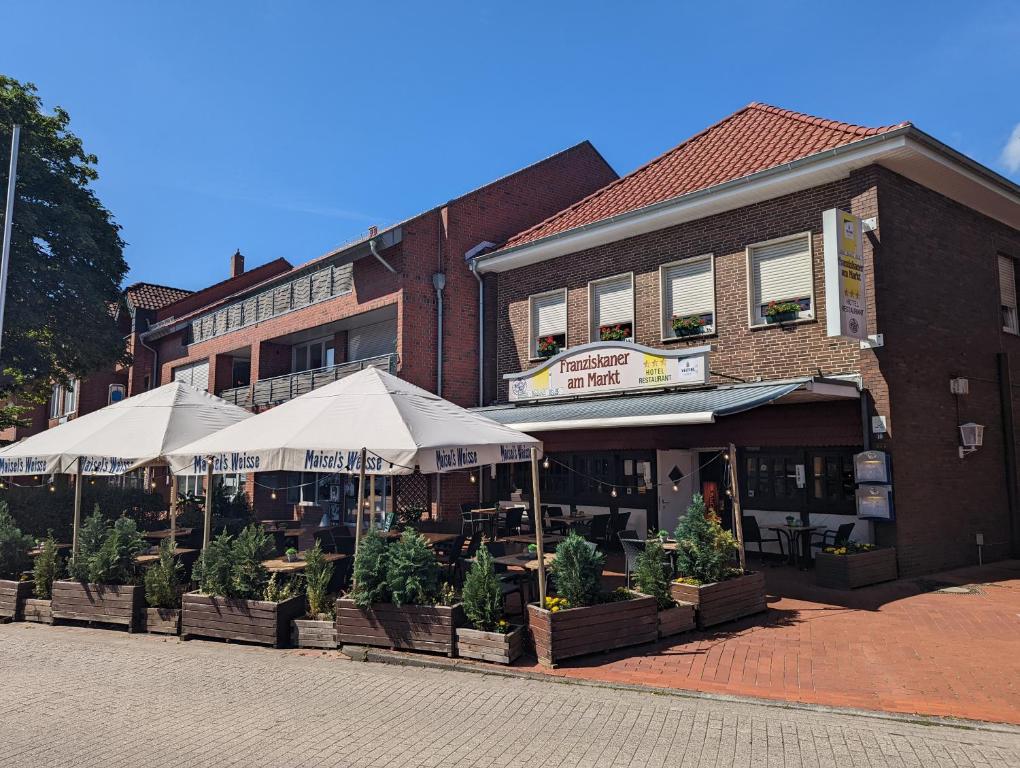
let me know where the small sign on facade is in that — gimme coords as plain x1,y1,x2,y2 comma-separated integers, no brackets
505,341,709,402
823,208,869,340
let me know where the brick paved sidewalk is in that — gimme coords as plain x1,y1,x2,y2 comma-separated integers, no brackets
512,559,1020,725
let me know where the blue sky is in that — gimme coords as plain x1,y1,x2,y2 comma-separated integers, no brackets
2,1,1019,290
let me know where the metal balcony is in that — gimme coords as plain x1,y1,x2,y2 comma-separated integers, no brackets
218,353,397,410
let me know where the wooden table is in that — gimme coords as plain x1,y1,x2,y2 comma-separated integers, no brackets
380,530,461,546
491,552,556,572
763,524,822,569
28,543,72,557
262,551,348,574
502,534,567,547
142,528,194,542
135,547,197,567
470,507,502,538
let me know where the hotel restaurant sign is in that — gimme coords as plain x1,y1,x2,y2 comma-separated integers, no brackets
822,208,869,341
506,341,709,402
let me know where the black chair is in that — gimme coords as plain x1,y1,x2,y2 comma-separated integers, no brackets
742,515,785,561
484,541,528,617
812,522,856,549
607,511,631,547
434,534,466,582
501,506,525,538
455,530,485,583
543,505,570,533
585,514,610,545
618,536,645,588
460,503,482,536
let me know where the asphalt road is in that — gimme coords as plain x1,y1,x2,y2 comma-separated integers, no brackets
1,622,1018,767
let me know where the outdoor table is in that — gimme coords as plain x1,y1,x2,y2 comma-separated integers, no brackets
763,525,822,569
502,533,567,547
470,507,502,538
490,551,556,572
261,551,347,574
134,547,198,567
142,527,194,542
380,530,461,546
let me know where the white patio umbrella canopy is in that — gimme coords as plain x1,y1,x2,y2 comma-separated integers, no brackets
167,367,540,476
0,381,253,477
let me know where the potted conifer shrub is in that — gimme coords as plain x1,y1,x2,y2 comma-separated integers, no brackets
143,539,184,634
632,537,695,639
0,501,34,622
815,541,898,589
182,524,304,647
527,532,657,667
336,529,464,657
668,495,767,628
456,546,525,664
52,508,146,632
25,535,61,623
292,541,338,649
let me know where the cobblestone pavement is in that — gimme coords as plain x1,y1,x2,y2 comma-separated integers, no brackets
1,623,1018,768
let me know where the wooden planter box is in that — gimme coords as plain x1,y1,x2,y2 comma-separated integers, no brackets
51,581,144,632
527,594,658,667
815,547,898,589
145,608,181,635
23,598,52,624
0,579,32,622
669,571,767,629
657,601,696,639
456,624,525,664
336,598,464,657
181,592,305,648
292,618,338,649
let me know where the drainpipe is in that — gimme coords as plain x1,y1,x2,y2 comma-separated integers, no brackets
139,331,158,391
470,260,484,406
368,238,396,273
432,272,446,396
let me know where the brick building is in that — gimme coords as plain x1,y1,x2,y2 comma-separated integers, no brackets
127,142,617,520
472,103,1020,577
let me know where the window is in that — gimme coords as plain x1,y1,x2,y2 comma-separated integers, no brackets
529,289,567,359
747,233,814,326
172,359,210,391
1000,255,1018,334
740,447,857,515
292,337,334,373
347,318,397,361
661,255,715,338
176,475,205,497
589,273,634,342
50,379,78,420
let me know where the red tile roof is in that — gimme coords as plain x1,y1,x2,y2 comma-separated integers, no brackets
503,103,909,249
124,282,193,311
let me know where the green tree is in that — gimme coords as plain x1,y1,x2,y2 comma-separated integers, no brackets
673,494,738,584
303,541,334,618
67,505,108,581
552,532,604,608
633,538,673,609
0,499,33,579
144,539,183,609
385,529,440,607
461,546,503,631
0,76,128,430
32,534,61,599
351,529,390,609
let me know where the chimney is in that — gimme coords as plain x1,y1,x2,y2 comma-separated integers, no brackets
231,249,245,278
368,226,378,238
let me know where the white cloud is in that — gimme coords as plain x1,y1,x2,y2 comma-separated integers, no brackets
1002,123,1020,174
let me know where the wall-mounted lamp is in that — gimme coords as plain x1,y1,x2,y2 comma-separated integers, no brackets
959,422,984,459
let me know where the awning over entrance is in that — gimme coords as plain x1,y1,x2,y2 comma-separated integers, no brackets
476,377,859,432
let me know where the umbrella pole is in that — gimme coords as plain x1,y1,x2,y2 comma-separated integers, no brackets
71,458,83,561
352,448,367,581
169,472,178,546
202,457,214,549
530,447,547,610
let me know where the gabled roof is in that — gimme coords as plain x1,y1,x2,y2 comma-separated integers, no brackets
123,282,193,311
503,103,908,250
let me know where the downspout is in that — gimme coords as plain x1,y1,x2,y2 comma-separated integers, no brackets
368,238,396,273
139,330,158,391
470,260,484,406
432,272,446,396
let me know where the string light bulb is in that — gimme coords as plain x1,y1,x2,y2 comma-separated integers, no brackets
0,481,5,489
610,487,618,498
270,490,277,500
672,483,679,492
725,488,733,497
89,478,96,485
542,458,550,470
469,473,477,484
48,483,56,493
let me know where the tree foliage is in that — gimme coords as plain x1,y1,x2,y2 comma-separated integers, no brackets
385,529,441,607
673,494,738,585
0,499,33,579
303,540,334,618
143,539,183,609
461,545,503,631
351,529,390,609
551,532,604,608
32,533,61,599
0,76,128,429
633,538,673,609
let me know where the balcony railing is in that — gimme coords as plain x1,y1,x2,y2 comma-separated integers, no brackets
218,353,398,409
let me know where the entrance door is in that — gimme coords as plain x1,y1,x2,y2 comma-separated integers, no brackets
656,450,698,534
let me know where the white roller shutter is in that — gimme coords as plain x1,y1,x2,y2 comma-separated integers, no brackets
750,235,813,317
172,359,210,391
1000,255,1018,333
348,319,396,361
663,257,714,332
591,274,633,337
531,291,566,337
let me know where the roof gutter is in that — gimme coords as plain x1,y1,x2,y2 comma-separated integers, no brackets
505,411,717,432
474,127,1020,274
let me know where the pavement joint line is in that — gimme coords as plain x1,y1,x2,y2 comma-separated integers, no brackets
344,645,1020,737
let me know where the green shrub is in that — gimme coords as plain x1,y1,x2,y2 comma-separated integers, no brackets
0,500,34,579
144,539,183,609
1,484,164,541
673,494,738,585
552,532,604,608
303,541,334,618
385,529,441,607
633,538,673,609
264,573,298,602
67,506,107,581
87,516,145,585
230,524,272,600
461,546,503,631
193,530,236,597
395,504,425,531
351,529,390,609
33,535,61,599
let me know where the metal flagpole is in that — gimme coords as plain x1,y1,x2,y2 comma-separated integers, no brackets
0,124,20,359
530,447,547,609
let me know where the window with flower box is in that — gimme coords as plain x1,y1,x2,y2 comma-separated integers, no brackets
747,233,814,326
661,255,715,339
529,289,567,359
589,273,634,342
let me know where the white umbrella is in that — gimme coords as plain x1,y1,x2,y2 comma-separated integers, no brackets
166,367,540,477
0,381,252,553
